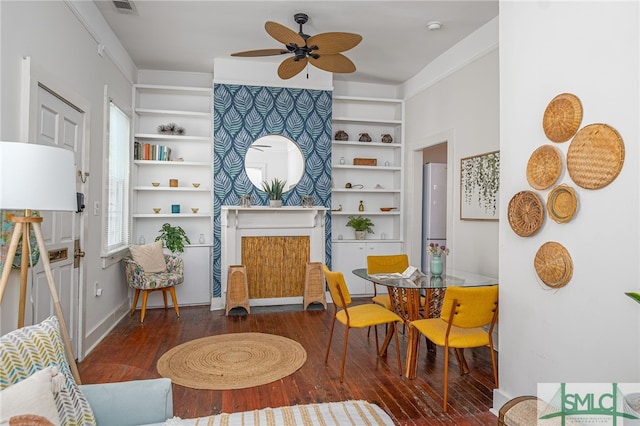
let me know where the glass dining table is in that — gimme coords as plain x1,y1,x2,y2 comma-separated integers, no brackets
352,268,498,379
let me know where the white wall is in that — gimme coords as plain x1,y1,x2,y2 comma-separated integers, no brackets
213,57,332,90
402,44,500,276
0,1,135,358
496,0,640,409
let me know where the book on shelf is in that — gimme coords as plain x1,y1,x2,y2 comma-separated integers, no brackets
134,141,172,161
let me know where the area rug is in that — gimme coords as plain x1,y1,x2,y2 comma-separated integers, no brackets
164,400,395,425
156,332,307,390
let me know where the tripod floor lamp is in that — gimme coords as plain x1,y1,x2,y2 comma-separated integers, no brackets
0,141,81,383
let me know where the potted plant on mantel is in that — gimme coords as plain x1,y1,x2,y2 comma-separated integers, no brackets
262,178,286,208
346,215,374,240
155,223,191,255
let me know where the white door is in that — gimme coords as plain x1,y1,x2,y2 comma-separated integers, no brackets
31,85,84,357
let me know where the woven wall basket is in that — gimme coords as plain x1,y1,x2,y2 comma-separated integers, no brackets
507,190,544,237
534,241,573,288
567,123,625,189
543,93,583,143
546,184,578,223
526,145,562,190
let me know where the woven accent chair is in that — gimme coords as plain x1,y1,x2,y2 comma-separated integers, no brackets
123,255,183,323
322,264,403,382
408,285,499,412
366,254,410,310
226,265,250,315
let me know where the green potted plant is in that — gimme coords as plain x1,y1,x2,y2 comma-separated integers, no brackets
346,215,374,240
262,178,286,208
155,223,191,254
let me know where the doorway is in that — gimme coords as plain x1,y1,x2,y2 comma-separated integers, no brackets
30,84,85,358
20,57,89,358
421,143,448,271
407,130,454,270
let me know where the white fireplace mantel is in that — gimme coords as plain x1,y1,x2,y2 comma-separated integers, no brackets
218,206,328,308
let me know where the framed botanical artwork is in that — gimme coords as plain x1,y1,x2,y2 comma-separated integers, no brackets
460,150,500,221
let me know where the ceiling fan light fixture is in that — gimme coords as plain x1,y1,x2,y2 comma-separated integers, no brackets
427,21,442,31
231,13,362,79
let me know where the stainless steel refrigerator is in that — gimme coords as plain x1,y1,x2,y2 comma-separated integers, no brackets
421,163,447,272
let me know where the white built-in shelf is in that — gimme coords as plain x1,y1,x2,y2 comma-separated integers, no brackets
135,84,211,94
133,213,211,218
332,238,403,243
135,108,210,118
332,140,401,149
331,211,400,216
133,186,210,192
333,95,403,103
332,117,402,125
134,134,210,141
332,165,401,171
331,188,401,193
331,94,405,297
133,160,210,167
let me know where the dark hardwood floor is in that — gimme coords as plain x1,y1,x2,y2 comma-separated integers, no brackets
78,300,498,425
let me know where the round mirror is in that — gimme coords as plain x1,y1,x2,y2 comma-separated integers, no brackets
245,135,305,192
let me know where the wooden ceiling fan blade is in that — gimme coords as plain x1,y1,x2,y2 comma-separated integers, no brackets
278,57,308,79
309,53,356,74
307,32,362,54
265,21,305,48
231,48,290,57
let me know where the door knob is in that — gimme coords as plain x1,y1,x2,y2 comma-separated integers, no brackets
74,249,85,258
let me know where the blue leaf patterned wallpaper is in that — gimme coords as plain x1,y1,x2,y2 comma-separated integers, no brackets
213,84,332,298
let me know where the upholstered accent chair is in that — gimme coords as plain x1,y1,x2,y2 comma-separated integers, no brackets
123,254,183,323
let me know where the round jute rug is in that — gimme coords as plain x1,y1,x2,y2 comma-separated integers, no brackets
156,332,307,390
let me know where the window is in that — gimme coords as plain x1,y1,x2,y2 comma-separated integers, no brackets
103,100,130,255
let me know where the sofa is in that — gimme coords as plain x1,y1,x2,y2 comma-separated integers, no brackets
0,316,172,426
0,316,394,426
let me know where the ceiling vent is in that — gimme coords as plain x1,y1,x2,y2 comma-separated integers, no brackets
112,0,138,15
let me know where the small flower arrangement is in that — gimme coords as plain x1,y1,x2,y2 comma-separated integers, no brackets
427,243,449,257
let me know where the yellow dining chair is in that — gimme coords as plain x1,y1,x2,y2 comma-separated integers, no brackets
408,285,499,412
322,264,403,382
366,254,410,310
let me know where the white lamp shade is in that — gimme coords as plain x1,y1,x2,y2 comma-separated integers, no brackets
0,141,77,211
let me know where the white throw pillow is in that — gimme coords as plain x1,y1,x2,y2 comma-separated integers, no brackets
129,241,167,273
0,367,61,426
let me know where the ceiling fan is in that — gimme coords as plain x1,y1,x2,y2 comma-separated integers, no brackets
231,13,362,80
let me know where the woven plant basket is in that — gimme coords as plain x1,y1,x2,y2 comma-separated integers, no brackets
567,123,625,189
534,241,573,288
543,93,583,142
526,145,562,190
546,184,578,223
507,190,544,237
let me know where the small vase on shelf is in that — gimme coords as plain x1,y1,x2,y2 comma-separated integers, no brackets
430,255,443,276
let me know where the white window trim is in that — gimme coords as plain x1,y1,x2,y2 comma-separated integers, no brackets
100,86,131,266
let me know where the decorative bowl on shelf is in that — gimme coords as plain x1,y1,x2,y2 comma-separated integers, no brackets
192,183,200,188
191,208,199,214
151,182,160,187
380,207,397,212
153,208,161,214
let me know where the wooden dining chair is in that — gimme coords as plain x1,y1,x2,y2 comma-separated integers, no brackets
408,285,499,412
322,264,403,382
